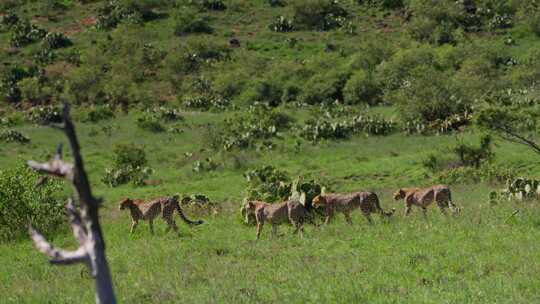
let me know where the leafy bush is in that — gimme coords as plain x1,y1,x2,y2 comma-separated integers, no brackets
81,105,115,123
0,65,34,103
26,105,63,125
298,70,349,105
0,165,64,241
0,11,19,29
96,0,145,30
343,70,382,105
357,0,403,9
244,165,291,203
196,0,227,10
173,10,213,36
146,106,184,122
292,0,348,31
269,16,294,32
41,32,72,50
220,106,293,150
192,158,220,173
136,114,165,132
434,163,516,185
0,129,30,144
268,0,286,7
9,20,47,48
166,38,230,75
452,134,493,168
18,77,53,103
102,144,153,187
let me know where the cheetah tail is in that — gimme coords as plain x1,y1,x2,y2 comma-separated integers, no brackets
175,204,204,226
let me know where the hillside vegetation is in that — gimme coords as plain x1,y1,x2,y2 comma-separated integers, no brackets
1,0,540,303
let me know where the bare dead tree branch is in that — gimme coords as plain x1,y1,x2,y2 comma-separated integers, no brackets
497,125,540,155
27,103,116,304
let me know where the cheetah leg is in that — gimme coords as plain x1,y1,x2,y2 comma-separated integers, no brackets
256,222,263,240
363,213,374,225
405,203,412,216
148,220,154,235
271,224,278,239
165,217,179,233
324,208,334,225
130,220,138,234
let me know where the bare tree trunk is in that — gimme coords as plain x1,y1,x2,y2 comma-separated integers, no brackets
27,104,116,304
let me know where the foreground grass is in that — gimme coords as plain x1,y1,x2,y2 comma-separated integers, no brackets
1,111,540,303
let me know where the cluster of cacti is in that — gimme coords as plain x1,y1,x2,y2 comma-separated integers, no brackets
402,111,473,135
102,144,153,187
0,129,30,144
96,0,144,30
269,16,294,32
491,178,540,203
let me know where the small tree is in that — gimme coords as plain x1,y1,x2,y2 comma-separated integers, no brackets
476,107,540,155
27,104,116,303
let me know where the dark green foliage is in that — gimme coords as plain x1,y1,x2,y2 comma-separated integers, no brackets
81,105,115,123
173,10,213,35
26,105,63,125
434,163,516,185
292,0,348,31
196,0,227,11
0,12,19,28
268,0,286,7
166,39,230,75
96,0,148,30
0,165,64,241
343,70,382,105
452,135,493,168
136,114,166,132
269,16,294,32
0,129,30,144
298,70,349,105
10,21,47,48
182,77,230,110
243,165,291,203
357,0,403,9
219,105,293,150
146,106,183,122
41,32,72,50
0,65,35,103
102,144,153,187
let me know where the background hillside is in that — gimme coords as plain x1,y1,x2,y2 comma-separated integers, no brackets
1,1,540,303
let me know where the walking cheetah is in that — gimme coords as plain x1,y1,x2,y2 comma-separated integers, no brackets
119,195,203,234
312,191,395,225
393,184,458,216
243,199,307,240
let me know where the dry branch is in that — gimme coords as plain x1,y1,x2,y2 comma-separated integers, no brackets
27,104,116,304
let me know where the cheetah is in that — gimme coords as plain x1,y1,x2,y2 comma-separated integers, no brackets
312,191,395,225
119,195,203,234
393,184,458,216
243,199,307,240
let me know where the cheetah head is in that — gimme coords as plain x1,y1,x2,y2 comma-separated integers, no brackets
119,198,133,210
393,189,406,201
311,195,327,209
242,201,257,223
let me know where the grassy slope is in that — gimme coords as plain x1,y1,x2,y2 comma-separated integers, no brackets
1,111,540,303
2,1,540,303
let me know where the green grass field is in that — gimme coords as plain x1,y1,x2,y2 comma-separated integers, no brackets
1,110,540,303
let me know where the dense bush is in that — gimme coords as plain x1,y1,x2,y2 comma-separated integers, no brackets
18,77,53,103
292,0,348,31
166,38,230,75
357,0,403,9
95,0,152,30
173,10,213,36
81,105,115,123
26,105,63,125
41,32,72,50
102,144,153,187
0,129,30,144
434,163,516,185
219,105,293,150
343,70,382,105
243,165,291,203
269,16,294,32
136,114,166,132
0,165,64,241
298,70,349,105
452,134,493,168
9,20,47,47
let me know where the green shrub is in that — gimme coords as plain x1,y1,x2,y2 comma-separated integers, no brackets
292,0,348,31
0,11,19,29
452,134,493,168
9,20,47,48
18,77,53,103
244,165,291,203
173,10,213,36
434,163,516,185
196,0,227,10
269,16,294,32
136,114,165,132
357,0,403,9
268,0,286,7
165,38,230,75
96,0,145,30
298,70,349,105
343,70,382,105
26,105,63,125
0,165,64,241
102,144,153,187
0,129,30,144
41,32,72,50
0,65,35,103
81,105,115,123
